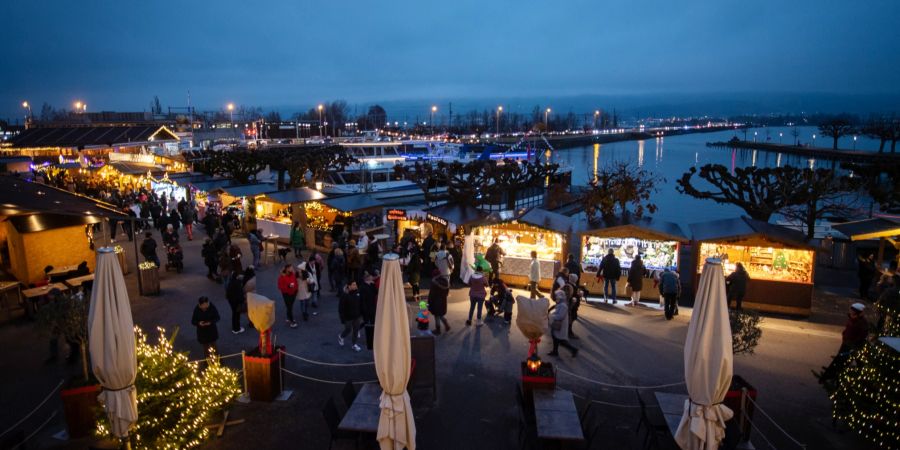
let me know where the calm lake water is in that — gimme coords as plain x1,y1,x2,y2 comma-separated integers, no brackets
549,126,879,226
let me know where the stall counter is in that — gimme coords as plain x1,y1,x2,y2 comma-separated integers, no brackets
257,219,291,241
498,256,559,290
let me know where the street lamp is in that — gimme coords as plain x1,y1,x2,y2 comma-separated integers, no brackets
317,104,324,137
496,106,503,136
430,105,437,136
544,108,551,131
74,101,86,113
853,135,858,150
227,103,235,140
779,132,783,144
594,110,600,129
22,101,31,121
812,134,816,147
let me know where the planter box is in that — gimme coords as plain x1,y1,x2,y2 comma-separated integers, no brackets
116,250,129,275
244,346,284,402
139,266,159,296
521,361,555,404
725,374,757,442
60,384,100,438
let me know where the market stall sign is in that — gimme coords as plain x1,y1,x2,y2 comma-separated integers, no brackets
426,213,448,226
387,209,407,221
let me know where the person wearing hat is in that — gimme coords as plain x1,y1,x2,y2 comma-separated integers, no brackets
548,289,578,358
817,302,869,385
415,300,432,336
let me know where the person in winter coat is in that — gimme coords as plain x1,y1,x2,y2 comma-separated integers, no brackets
659,268,681,320
181,204,196,240
529,250,542,299
346,240,362,283
466,266,488,326
435,246,453,278
228,244,243,274
201,238,219,280
307,254,321,308
405,246,423,301
565,253,582,282
598,249,621,304
566,273,581,339
140,232,160,267
330,248,347,292
168,209,182,232
548,290,578,357
191,296,220,355
290,222,305,259
817,303,869,385
725,262,750,310
225,272,245,334
359,271,379,325
248,230,262,268
428,271,451,334
162,224,179,248
295,262,313,321
484,239,506,284
627,254,646,306
278,264,299,328
338,281,363,352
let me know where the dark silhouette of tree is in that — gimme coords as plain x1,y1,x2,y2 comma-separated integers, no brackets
677,164,804,222
818,117,856,149
366,105,387,129
846,162,900,213
582,161,663,223
264,111,281,122
151,96,162,115
861,117,900,153
188,150,266,184
397,159,558,209
257,146,356,189
778,169,861,239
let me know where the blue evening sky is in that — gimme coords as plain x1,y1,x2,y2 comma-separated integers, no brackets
2,0,899,118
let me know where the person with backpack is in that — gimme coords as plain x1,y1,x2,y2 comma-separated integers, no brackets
565,273,581,339
659,267,681,320
598,249,621,304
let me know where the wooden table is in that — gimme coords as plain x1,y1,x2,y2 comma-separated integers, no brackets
0,281,22,319
263,234,280,265
338,383,382,433
532,389,584,443
654,392,688,436
47,265,78,278
21,283,69,316
64,274,95,289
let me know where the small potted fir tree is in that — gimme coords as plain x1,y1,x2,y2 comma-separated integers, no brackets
727,310,763,442
36,290,100,438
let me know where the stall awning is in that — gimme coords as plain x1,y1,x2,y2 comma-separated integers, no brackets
321,194,383,213
108,161,165,175
260,187,326,205
581,215,688,242
210,183,276,198
832,217,900,241
7,213,103,233
689,216,813,249
514,208,576,234
424,203,489,227
0,175,127,218
188,178,237,192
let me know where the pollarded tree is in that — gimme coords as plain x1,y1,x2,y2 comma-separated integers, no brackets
818,117,856,149
778,168,861,239
677,164,805,222
188,150,266,184
582,161,663,223
846,162,900,213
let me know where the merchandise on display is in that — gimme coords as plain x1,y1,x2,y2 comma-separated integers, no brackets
581,236,678,272
697,243,813,284
475,225,562,261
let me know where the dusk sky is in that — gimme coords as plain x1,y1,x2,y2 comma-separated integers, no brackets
3,0,899,118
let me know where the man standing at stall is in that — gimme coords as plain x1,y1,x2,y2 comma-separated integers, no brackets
659,267,680,320
485,238,505,284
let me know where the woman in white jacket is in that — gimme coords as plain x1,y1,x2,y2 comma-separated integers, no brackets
548,290,578,357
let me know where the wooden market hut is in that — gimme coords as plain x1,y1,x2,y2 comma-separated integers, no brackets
6,125,179,158
256,187,326,238
208,183,277,231
579,216,689,301
301,194,384,251
833,217,900,268
690,216,817,316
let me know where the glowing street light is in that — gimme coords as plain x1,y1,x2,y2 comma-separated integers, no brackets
317,104,324,137
22,101,32,120
496,106,503,136
430,105,437,136
593,110,600,129
544,108,551,130
73,101,86,113
853,135,858,150
226,103,236,139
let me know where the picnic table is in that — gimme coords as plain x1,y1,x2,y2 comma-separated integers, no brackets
338,383,382,433
532,389,584,443
0,281,22,319
64,274,95,289
654,392,687,436
21,283,69,316
47,265,78,278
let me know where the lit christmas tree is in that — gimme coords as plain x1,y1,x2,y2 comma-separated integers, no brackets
96,327,241,449
829,303,900,450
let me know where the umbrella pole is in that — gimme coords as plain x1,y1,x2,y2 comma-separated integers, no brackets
132,219,143,294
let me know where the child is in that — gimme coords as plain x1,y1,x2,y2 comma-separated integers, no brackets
416,301,432,335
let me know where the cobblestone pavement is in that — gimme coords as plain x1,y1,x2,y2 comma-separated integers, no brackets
0,227,872,450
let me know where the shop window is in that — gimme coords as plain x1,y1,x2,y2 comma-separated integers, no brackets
697,243,813,284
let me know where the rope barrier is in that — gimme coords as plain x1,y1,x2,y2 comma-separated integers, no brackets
745,395,806,449
187,352,244,364
557,368,685,390
570,393,651,409
11,410,57,450
0,379,64,439
280,368,377,385
279,349,375,367
745,417,778,450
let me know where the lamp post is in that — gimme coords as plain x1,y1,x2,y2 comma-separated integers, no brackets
496,106,503,136
22,101,31,122
430,105,437,136
812,134,816,148
227,103,235,141
544,108,551,131
74,101,86,114
853,135,857,150
779,132,783,144
317,104,324,137
593,110,599,129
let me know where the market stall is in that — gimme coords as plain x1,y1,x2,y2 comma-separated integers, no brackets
423,203,490,242
690,216,816,316
208,183,276,232
185,178,237,220
580,217,687,301
303,194,384,251
255,187,326,239
385,208,428,242
471,208,571,289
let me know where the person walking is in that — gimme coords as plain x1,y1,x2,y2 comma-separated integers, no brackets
182,202,196,241
529,250,542,299
338,281,363,352
290,222,305,259
435,245,453,278
658,267,681,320
856,254,876,300
598,249,621,304
296,262,313,321
140,232,160,267
627,254,646,306
548,290,578,357
565,274,581,339
466,266,488,326
725,262,750,310
428,271,451,334
405,246,422,301
191,296,220,355
330,248,347,292
306,254,321,309
226,271,245,334
201,237,219,281
277,264,299,328
248,230,262,268
347,239,362,283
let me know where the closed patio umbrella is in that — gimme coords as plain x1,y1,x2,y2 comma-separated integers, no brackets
460,233,475,283
374,253,416,450
88,247,138,440
675,258,733,450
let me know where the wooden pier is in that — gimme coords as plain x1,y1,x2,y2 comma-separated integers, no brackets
706,139,900,163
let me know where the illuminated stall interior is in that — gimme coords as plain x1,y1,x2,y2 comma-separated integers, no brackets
208,183,277,231
580,217,687,300
303,194,384,251
422,203,489,243
472,208,571,289
690,216,816,316
255,188,326,239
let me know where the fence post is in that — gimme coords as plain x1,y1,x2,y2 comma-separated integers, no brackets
740,387,748,442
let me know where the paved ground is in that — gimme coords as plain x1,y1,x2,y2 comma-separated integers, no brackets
0,226,874,450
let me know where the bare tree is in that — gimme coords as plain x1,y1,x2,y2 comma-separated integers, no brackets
677,164,805,221
818,117,856,149
582,161,663,223
778,169,861,239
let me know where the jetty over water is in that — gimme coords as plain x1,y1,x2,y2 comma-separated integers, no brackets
706,139,900,163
